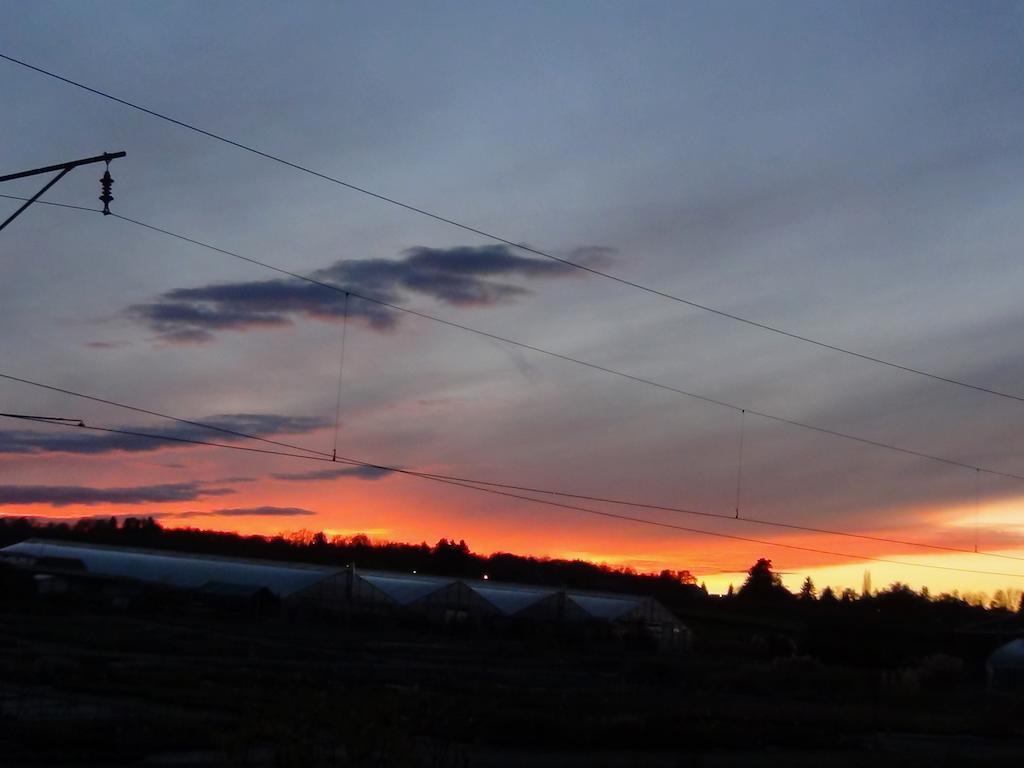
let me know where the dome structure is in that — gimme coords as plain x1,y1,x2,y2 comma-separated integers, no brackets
987,638,1024,694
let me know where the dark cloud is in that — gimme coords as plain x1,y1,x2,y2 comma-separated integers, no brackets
126,244,597,343
0,483,233,507
3,507,315,521
84,340,129,350
562,246,616,267
0,413,327,455
271,465,394,482
173,506,316,518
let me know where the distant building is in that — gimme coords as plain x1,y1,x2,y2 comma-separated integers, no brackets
0,538,347,607
987,639,1024,695
0,539,688,650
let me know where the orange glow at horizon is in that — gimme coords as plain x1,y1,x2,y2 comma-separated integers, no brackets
7,466,1024,600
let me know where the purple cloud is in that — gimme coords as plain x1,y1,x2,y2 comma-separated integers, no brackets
0,482,234,507
125,244,601,343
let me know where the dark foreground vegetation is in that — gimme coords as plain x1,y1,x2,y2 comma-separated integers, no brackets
1,516,1022,766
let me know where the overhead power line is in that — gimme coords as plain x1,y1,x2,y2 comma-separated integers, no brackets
4,192,1022,488
2,411,1022,580
5,389,1019,561
2,52,1022,405
331,291,350,461
0,370,331,460
1,398,1022,565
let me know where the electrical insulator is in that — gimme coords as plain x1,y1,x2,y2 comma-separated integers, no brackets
99,167,114,215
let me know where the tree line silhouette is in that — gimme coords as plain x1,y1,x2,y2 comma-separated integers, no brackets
0,515,699,598
1,516,1020,666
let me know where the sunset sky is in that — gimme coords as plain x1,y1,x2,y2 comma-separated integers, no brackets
3,1,1024,597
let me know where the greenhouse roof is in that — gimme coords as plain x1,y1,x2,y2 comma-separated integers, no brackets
464,581,558,616
2,541,684,629
566,592,642,621
1,539,343,598
989,639,1024,669
356,571,455,605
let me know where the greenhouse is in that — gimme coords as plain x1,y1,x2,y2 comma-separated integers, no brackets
988,638,1024,694
1,539,688,647
463,580,561,618
0,538,347,605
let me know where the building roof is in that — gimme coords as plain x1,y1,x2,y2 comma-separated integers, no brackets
1,540,686,631
463,581,559,616
989,639,1024,669
0,539,343,598
566,592,642,621
355,571,456,605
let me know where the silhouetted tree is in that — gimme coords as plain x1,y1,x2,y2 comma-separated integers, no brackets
658,569,696,585
799,576,817,601
0,516,1002,647
875,582,925,612
737,558,791,602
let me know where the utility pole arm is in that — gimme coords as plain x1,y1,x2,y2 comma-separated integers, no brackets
0,151,126,233
0,151,126,184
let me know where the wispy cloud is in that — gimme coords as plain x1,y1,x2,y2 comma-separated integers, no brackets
84,340,129,350
271,465,394,482
125,244,596,343
0,413,327,456
4,506,316,522
0,482,234,507
172,506,316,518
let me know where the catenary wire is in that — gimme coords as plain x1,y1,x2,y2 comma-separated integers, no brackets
2,412,1023,580
2,200,1022,561
0,369,332,460
2,52,1023,405
331,291,350,459
2,410,1023,565
3,193,1023,487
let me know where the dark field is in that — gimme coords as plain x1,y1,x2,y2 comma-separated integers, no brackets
1,599,1021,768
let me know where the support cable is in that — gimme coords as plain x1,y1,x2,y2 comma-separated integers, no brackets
2,410,1023,567
0,371,332,459
331,291,350,461
2,193,1023,489
0,167,70,232
975,467,981,554
734,409,745,520
2,52,1021,403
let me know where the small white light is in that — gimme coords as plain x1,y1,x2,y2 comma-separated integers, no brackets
483,574,489,580
412,570,417,574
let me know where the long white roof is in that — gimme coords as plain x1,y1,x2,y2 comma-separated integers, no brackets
1,539,683,627
356,571,456,605
1,539,343,598
566,592,642,621
463,581,558,616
